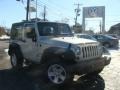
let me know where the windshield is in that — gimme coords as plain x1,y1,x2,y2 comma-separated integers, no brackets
37,22,73,36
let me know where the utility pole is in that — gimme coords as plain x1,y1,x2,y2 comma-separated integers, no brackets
99,21,102,34
35,0,38,19
16,0,31,21
26,0,30,21
43,6,46,21
74,3,81,26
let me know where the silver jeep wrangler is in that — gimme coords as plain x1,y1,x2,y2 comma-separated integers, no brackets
8,21,111,85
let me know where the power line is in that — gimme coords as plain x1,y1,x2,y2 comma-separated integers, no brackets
45,0,68,10
32,2,62,19
39,0,73,14
31,2,62,21
36,0,74,19
32,1,74,21
20,0,74,23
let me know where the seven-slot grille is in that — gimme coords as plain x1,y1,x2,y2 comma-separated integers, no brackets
80,45,100,60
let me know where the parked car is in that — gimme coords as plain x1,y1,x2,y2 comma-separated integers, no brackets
107,34,120,39
8,21,111,86
74,33,97,41
92,34,119,48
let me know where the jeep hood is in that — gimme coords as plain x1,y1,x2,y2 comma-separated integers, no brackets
52,37,98,45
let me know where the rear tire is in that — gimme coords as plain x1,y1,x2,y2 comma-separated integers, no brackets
10,50,23,69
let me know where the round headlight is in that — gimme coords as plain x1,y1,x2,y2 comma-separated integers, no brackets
71,46,81,55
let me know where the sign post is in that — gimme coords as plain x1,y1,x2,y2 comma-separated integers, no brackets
82,6,105,33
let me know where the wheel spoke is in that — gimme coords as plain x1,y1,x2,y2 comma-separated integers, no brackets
59,74,65,81
53,76,59,83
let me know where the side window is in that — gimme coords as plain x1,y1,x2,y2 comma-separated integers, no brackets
24,24,36,39
42,26,54,36
59,25,69,34
11,24,23,40
38,23,57,36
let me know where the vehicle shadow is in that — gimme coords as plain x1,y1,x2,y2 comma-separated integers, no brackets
36,74,105,90
0,66,105,90
71,75,105,90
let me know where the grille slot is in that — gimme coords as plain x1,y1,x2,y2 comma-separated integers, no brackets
81,45,100,60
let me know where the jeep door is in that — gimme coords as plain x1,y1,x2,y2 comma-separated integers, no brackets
21,23,40,62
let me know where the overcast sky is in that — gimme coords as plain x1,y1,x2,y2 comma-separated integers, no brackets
0,0,120,32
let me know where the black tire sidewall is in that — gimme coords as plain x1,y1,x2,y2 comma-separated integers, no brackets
10,50,23,69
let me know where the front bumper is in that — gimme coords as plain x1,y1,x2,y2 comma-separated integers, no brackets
111,40,119,48
68,54,111,75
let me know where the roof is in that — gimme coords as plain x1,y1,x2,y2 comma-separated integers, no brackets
12,21,68,27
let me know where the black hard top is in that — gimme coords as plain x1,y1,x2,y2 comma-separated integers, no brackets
12,20,67,26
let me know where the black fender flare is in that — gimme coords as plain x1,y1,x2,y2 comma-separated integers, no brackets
8,43,23,59
41,47,76,64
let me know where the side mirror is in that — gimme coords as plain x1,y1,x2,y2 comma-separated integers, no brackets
26,33,37,42
26,28,37,42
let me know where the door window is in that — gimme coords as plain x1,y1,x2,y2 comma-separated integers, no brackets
24,23,36,39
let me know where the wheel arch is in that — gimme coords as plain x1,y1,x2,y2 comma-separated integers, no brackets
8,43,23,59
41,47,76,64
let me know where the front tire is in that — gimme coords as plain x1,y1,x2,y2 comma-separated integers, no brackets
42,58,73,85
48,64,66,84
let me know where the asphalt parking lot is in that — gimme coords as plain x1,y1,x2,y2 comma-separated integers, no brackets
0,40,120,90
